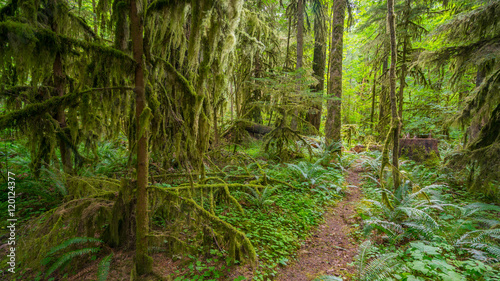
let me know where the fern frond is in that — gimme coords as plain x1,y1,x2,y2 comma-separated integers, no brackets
97,253,113,281
45,247,101,277
361,252,401,281
45,237,103,257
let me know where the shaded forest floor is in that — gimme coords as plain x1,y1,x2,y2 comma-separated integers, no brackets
274,159,363,281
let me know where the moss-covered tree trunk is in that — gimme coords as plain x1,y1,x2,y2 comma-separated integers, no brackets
49,0,73,174
398,0,411,123
306,1,327,133
378,59,388,139
252,54,263,124
325,0,345,145
370,69,378,131
53,53,73,174
130,0,152,275
387,0,401,191
284,15,292,69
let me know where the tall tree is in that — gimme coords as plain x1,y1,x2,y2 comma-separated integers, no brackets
130,0,152,275
306,0,327,132
325,0,346,145
379,0,401,192
291,0,305,130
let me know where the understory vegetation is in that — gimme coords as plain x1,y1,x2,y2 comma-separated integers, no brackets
352,149,500,281
1,0,499,280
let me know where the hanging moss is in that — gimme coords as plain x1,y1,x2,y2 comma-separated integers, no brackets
152,185,257,264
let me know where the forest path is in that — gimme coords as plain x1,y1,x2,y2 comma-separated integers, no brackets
274,159,364,281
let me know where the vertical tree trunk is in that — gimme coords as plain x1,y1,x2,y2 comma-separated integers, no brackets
92,0,98,35
398,0,411,123
387,0,400,191
49,0,72,174
230,82,234,121
284,15,292,69
325,0,345,145
54,53,73,174
252,54,263,124
370,69,377,131
291,0,305,131
399,37,407,122
306,2,327,133
130,0,152,275
296,0,304,70
378,59,388,138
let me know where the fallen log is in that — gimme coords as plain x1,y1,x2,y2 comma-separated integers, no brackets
245,123,273,137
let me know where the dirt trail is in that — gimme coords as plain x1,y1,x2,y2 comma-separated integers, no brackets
274,161,363,281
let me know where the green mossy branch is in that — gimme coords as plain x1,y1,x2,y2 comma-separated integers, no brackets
0,21,134,63
0,87,133,130
152,185,257,264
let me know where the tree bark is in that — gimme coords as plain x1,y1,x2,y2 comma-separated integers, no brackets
370,69,377,131
284,15,292,69
325,0,345,145
130,0,152,275
291,0,305,131
49,0,73,174
398,0,411,123
306,2,327,133
378,58,388,139
387,0,400,191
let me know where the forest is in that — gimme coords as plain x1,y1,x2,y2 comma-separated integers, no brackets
0,0,499,280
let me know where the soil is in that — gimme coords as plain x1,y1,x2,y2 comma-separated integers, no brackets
273,162,363,281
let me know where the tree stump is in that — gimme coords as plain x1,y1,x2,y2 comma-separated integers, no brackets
399,138,440,163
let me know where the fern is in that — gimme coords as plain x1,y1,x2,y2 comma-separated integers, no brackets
455,228,500,262
97,253,113,281
355,240,375,279
240,186,279,209
287,161,340,187
45,247,101,277
43,237,104,278
45,237,103,258
360,252,401,281
354,240,403,281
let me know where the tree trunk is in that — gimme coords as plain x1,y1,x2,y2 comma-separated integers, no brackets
370,69,377,131
284,15,292,69
53,53,73,174
49,0,72,174
296,0,304,70
130,0,152,275
306,2,327,133
252,54,263,124
399,37,407,122
387,0,400,191
378,58,388,139
291,0,305,131
325,0,345,145
398,0,411,123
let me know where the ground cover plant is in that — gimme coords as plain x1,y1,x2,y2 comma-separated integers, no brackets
1,0,499,280
353,153,500,281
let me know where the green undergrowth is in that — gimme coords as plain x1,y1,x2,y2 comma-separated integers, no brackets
0,140,63,232
353,153,500,281
159,152,347,280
